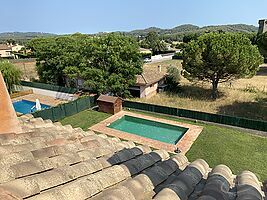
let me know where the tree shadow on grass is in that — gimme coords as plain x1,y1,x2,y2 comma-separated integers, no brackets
167,84,226,101
217,97,267,121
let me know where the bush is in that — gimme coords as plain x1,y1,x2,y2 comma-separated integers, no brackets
166,66,181,92
0,61,22,93
172,51,183,59
141,52,152,59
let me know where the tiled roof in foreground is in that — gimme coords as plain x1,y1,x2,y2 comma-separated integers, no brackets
0,114,265,200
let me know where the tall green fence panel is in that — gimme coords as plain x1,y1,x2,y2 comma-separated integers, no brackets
32,95,97,122
32,108,54,121
64,101,78,117
89,96,97,107
123,100,267,132
76,97,90,112
52,105,66,121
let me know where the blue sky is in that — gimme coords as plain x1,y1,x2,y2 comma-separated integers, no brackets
1,0,267,34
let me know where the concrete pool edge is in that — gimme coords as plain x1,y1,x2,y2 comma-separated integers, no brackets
90,111,203,153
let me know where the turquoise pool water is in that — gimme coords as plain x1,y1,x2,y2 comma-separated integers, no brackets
108,115,188,144
13,100,50,114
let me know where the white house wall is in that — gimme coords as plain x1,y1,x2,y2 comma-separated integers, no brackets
14,85,77,101
140,82,158,98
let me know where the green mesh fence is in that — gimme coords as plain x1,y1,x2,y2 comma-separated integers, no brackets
32,96,96,122
64,101,78,117
123,100,267,132
51,105,66,121
32,108,53,120
76,97,90,112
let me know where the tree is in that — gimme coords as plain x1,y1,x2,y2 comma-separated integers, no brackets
79,34,143,97
183,32,263,99
28,35,85,85
183,33,200,43
30,33,142,97
166,66,181,91
144,31,167,55
6,39,16,45
0,61,21,93
256,32,267,62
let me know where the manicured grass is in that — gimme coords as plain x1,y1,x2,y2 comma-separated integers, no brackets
130,110,267,181
59,108,267,181
60,109,111,130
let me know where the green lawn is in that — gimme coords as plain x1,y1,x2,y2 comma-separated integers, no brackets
59,109,267,181
131,110,267,181
60,110,111,130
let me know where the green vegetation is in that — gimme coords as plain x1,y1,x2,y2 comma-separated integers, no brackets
0,32,57,44
0,61,21,93
257,32,267,61
140,60,267,122
127,24,258,41
166,66,181,91
130,110,267,181
140,31,167,55
183,32,263,99
59,108,267,180
60,110,111,130
28,33,142,96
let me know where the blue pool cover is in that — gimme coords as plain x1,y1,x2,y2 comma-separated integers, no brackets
13,100,50,114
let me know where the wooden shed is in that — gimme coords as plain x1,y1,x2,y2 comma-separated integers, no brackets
97,95,122,114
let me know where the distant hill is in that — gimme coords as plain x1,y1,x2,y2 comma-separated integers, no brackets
126,24,258,41
0,32,57,44
0,24,259,44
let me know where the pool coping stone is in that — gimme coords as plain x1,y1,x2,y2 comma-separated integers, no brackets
90,111,203,153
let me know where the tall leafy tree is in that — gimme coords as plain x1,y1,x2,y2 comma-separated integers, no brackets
30,33,142,97
81,34,142,96
183,33,200,43
183,32,263,99
143,31,167,55
257,32,267,62
166,66,181,91
28,35,86,85
0,61,21,93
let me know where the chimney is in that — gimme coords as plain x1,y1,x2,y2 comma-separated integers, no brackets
158,65,162,73
258,19,267,34
0,72,22,134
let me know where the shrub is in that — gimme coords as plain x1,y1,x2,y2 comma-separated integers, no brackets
166,66,181,92
172,51,183,59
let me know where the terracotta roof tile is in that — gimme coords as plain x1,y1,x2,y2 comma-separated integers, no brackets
0,114,264,200
97,95,121,103
136,67,166,86
0,44,11,50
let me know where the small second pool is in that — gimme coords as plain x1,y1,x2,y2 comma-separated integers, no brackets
13,100,50,114
108,115,188,144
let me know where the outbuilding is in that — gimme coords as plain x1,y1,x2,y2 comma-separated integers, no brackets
97,95,122,114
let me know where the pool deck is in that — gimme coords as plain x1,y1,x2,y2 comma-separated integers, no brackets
12,94,67,106
90,111,203,153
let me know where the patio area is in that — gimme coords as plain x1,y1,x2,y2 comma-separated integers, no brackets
12,93,67,106
90,111,203,153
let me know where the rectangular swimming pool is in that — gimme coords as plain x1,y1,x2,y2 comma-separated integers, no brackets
13,100,50,114
108,115,188,144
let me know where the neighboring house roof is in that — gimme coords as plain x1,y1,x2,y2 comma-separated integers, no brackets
97,95,122,103
0,114,265,199
136,68,166,86
0,44,11,51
